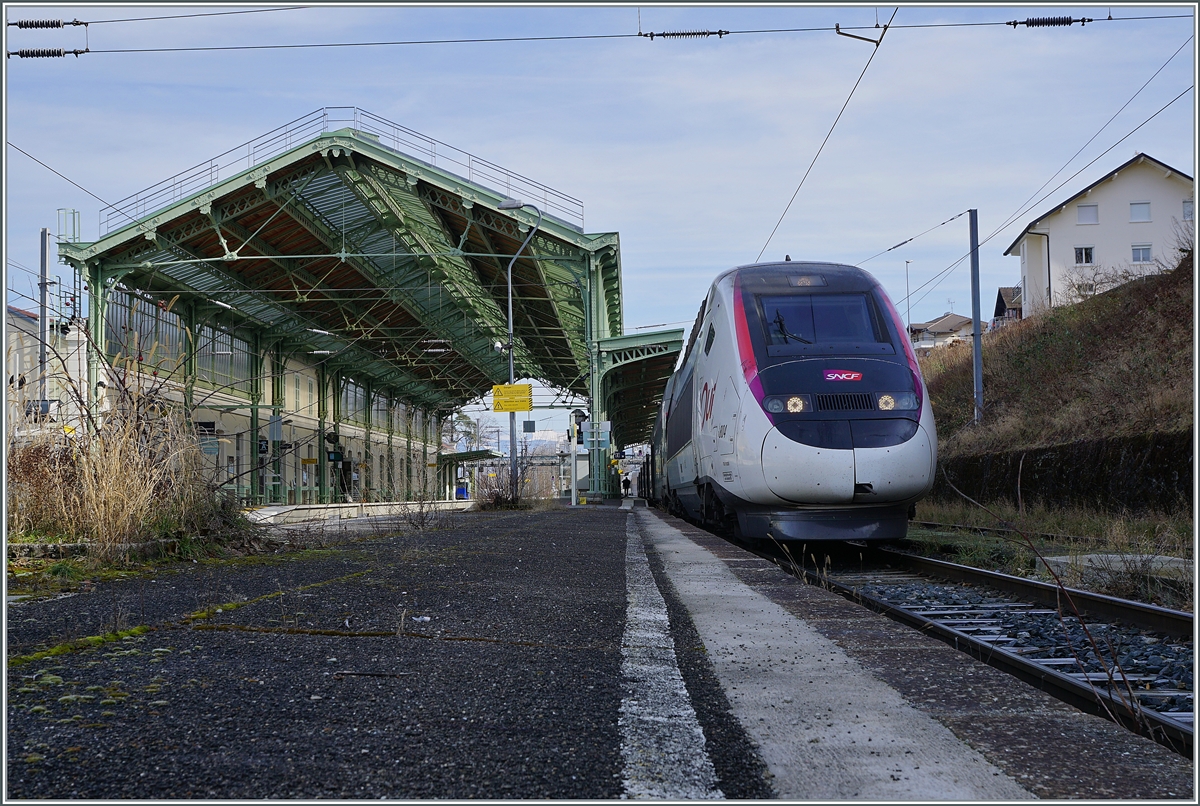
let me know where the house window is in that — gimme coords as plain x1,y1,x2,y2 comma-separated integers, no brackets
1074,246,1094,265
1077,204,1098,224
1185,200,1194,221
1130,202,1151,222
1132,244,1152,263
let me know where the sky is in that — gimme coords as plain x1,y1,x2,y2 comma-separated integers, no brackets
4,3,1196,438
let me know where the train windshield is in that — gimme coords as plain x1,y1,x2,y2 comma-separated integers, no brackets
759,294,886,346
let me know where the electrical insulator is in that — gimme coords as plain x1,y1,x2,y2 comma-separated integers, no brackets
641,29,729,40
12,48,65,58
15,19,64,29
1008,16,1092,28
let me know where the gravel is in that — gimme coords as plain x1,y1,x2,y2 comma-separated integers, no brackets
851,579,1193,716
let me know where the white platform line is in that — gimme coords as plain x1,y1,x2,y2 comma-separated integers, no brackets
619,514,724,800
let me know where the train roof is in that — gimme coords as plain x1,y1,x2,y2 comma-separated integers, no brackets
713,261,880,291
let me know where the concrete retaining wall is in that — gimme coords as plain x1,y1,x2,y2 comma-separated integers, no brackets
244,499,475,525
931,429,1192,513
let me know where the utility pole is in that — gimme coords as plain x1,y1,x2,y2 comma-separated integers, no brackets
969,209,984,424
38,227,52,404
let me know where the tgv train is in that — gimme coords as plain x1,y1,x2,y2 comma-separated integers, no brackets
645,261,936,542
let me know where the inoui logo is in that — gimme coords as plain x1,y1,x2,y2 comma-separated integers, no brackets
824,370,863,381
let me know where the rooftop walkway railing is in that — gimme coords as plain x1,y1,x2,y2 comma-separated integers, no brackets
99,106,584,236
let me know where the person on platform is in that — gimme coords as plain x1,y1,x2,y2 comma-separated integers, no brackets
622,475,632,497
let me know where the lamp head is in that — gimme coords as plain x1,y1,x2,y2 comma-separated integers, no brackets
498,199,524,210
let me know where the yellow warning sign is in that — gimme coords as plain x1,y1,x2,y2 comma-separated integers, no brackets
492,383,533,412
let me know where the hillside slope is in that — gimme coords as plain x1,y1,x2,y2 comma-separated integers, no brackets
922,251,1193,460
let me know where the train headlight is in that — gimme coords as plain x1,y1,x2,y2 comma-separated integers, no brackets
876,392,918,411
764,395,812,414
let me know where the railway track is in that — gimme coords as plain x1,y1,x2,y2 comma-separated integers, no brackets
741,538,1193,757
911,520,1101,544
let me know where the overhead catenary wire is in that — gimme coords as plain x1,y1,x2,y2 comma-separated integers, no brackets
904,83,1192,314
7,7,306,31
9,43,1190,338
756,7,899,262
6,12,1190,57
979,34,1194,251
867,40,1193,316
856,210,970,266
5,141,140,230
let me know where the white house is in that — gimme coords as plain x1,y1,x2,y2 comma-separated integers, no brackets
1003,153,1193,314
908,312,975,354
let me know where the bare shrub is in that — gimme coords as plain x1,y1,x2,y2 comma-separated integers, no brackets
6,325,254,564
402,464,451,531
474,462,516,510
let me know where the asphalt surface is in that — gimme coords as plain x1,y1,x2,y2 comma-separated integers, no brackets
6,506,770,799
7,504,1193,799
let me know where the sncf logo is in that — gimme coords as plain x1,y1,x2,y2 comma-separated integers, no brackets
824,370,863,381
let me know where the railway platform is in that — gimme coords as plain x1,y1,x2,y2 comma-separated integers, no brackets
5,505,1193,799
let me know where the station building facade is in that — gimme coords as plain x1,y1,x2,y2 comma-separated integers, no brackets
7,292,446,507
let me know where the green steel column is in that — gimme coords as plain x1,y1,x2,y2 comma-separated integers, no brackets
332,372,343,503
317,366,328,504
435,413,443,501
421,409,429,500
587,251,608,498
363,381,373,503
405,405,413,501
271,344,284,504
181,302,196,413
386,398,395,501
84,263,104,429
248,330,262,504
81,261,134,430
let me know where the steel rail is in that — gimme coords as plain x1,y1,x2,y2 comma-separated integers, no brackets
774,545,1193,757
875,548,1193,639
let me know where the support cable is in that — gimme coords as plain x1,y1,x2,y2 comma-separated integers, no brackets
875,63,1192,315
981,35,1193,249
906,84,1192,314
856,210,970,266
757,7,898,262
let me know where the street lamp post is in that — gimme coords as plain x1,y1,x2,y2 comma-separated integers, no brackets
497,199,543,505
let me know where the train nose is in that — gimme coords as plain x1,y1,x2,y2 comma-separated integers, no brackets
760,422,935,504
761,427,855,503
851,423,935,501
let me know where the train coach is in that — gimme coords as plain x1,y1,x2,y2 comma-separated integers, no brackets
646,260,936,542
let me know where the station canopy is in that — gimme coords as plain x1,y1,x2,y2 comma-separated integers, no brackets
60,107,624,414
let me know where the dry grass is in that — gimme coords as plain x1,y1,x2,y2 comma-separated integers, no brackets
915,498,1193,552
7,349,252,564
910,498,1193,610
922,252,1193,458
